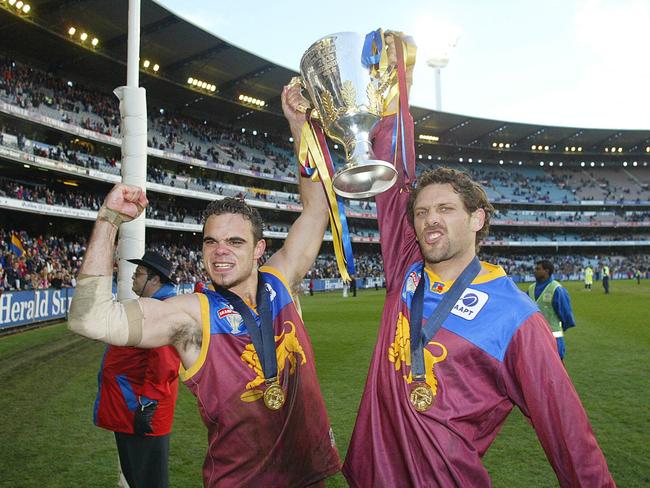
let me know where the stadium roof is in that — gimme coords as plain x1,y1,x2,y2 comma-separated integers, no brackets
1,0,649,157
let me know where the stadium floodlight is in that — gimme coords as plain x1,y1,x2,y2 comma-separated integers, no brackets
418,20,461,111
68,27,76,36
16,1,23,8
238,93,266,107
80,32,88,41
8,0,16,5
143,59,150,68
153,64,160,72
22,3,30,13
91,37,98,47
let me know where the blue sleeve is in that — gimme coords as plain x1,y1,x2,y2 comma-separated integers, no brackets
552,286,576,330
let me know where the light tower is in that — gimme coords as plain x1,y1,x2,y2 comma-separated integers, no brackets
424,30,460,111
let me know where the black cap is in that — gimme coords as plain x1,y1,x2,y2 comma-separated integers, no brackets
127,251,174,283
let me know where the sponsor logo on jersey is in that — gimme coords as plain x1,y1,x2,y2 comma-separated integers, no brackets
430,281,445,293
451,289,489,320
218,305,244,333
403,271,420,299
265,282,276,302
217,305,237,319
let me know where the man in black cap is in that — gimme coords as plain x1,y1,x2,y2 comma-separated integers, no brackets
93,251,180,488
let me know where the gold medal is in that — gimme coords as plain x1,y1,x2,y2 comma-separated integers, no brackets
409,382,434,412
263,381,285,410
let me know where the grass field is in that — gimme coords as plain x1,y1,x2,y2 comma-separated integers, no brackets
1,280,649,487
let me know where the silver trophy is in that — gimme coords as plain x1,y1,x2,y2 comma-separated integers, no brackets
299,32,399,199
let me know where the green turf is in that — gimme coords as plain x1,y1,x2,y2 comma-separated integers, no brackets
0,280,648,487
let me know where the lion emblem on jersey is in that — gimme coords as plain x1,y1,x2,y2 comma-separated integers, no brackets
388,312,448,396
239,320,307,403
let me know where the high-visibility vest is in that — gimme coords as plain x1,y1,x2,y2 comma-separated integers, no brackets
528,281,563,337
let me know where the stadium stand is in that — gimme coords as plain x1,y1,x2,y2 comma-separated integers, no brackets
1,1,649,303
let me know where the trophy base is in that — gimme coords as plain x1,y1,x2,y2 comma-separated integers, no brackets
332,160,398,199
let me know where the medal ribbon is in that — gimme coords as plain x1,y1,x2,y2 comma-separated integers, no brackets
298,119,355,281
214,275,277,381
409,257,482,382
389,33,415,185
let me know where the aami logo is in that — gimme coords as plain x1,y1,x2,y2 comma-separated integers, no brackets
451,288,489,320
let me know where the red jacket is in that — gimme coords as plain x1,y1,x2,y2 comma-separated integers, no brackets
94,284,180,435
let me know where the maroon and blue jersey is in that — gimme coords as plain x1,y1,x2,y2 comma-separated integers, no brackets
181,266,340,488
342,115,615,487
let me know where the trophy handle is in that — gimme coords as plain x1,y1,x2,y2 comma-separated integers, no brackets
288,76,321,121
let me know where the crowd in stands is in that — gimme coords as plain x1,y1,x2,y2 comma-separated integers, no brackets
3,56,650,207
3,57,650,292
482,251,650,281
4,173,650,237
0,229,85,291
488,230,650,242
3,229,649,292
0,178,103,211
0,57,299,181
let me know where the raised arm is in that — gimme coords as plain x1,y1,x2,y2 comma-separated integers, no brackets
373,35,420,293
68,184,201,360
265,84,329,289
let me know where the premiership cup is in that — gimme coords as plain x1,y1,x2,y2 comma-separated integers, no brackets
299,32,398,199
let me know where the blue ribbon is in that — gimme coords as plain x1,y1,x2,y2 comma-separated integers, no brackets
409,257,482,380
214,276,276,381
361,29,383,67
336,194,356,277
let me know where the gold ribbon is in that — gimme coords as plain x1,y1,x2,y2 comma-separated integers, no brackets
298,121,352,282
379,30,417,115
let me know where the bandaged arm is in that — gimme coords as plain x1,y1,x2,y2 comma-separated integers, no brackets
68,200,145,346
68,274,144,346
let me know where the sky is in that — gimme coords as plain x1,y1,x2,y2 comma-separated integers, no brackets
157,0,650,130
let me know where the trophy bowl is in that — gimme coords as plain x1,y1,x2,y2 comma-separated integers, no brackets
299,32,398,199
